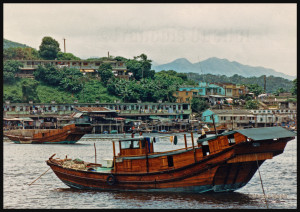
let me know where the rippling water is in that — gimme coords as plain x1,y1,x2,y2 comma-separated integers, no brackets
3,133,297,209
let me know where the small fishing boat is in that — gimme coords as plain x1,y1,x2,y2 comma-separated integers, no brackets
110,130,118,134
4,123,93,144
158,129,170,134
47,126,295,193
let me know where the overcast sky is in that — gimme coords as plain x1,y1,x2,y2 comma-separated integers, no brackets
3,3,297,77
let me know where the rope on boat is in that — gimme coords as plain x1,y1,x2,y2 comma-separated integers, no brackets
255,154,269,209
28,167,51,186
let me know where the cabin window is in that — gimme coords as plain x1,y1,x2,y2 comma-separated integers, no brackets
228,134,235,146
202,144,210,156
121,141,131,149
167,155,174,167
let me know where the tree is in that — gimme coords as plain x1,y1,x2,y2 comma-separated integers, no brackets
56,52,81,60
245,100,259,109
274,87,286,96
98,63,113,86
39,36,60,60
191,97,209,113
4,47,40,60
246,84,264,96
3,60,23,84
291,78,297,96
21,79,40,102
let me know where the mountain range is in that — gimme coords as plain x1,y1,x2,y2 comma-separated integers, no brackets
152,57,295,81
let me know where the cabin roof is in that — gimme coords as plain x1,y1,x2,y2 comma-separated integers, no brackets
236,127,296,141
197,127,295,144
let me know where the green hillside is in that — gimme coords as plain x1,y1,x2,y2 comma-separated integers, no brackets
3,78,121,104
3,38,32,49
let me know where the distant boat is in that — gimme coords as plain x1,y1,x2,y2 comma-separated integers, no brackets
46,126,295,193
158,129,170,134
4,123,92,144
110,130,118,134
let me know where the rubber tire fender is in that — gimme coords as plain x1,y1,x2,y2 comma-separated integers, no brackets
106,174,116,185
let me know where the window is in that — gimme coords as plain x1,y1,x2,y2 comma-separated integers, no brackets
186,92,189,95
193,92,197,95
121,140,141,149
83,62,88,66
167,156,174,167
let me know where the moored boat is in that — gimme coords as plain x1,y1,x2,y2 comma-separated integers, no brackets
4,123,93,144
46,126,295,193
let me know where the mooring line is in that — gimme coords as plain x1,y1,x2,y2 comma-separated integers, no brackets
28,167,51,186
255,154,269,209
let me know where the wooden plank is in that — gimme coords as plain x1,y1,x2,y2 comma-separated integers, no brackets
227,152,273,163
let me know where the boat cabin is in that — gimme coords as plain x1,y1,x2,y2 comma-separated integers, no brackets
117,137,154,156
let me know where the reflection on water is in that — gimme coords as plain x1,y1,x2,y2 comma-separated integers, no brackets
3,134,297,209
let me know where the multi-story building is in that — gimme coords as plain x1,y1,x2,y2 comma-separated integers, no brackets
15,59,129,80
201,109,255,129
221,83,247,98
3,102,192,132
174,82,226,103
201,108,297,129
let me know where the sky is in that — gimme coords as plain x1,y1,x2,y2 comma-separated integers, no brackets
3,3,297,77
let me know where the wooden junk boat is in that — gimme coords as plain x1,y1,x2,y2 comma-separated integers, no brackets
4,123,93,144
47,126,295,193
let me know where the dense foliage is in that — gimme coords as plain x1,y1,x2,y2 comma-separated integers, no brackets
33,64,83,93
3,39,30,49
98,63,114,86
3,38,297,105
106,70,195,103
186,73,293,93
39,36,61,60
4,47,40,60
3,60,23,84
191,97,210,113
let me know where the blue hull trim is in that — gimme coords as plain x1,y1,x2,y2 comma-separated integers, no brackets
12,140,79,144
61,179,247,193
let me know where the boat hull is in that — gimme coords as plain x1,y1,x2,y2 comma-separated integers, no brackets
4,124,93,144
46,127,295,193
47,142,274,193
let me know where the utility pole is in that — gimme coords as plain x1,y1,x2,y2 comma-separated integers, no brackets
264,75,266,93
63,38,66,53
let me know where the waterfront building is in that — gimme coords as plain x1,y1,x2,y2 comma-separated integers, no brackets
250,109,297,128
3,102,192,132
72,107,123,133
201,109,254,130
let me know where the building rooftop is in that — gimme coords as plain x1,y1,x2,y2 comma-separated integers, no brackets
74,107,115,113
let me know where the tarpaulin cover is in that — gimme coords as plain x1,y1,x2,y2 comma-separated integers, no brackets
236,127,296,141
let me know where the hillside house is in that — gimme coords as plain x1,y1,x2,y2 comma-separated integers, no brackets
15,59,129,80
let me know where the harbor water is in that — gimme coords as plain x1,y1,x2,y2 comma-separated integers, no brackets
3,133,297,209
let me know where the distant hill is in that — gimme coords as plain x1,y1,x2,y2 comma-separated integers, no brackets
152,57,295,81
3,38,32,49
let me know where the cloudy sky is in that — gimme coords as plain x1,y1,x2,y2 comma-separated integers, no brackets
3,3,297,77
